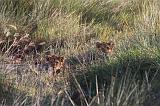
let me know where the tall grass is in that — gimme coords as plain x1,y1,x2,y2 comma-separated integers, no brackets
0,0,160,106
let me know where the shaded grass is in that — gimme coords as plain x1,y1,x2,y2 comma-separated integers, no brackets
68,50,160,106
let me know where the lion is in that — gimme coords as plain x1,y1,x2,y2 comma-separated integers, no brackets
34,54,65,76
96,41,115,54
45,54,65,75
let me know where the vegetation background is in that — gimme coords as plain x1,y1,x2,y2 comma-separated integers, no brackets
0,0,160,106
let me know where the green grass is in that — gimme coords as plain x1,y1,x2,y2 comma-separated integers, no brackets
0,0,160,106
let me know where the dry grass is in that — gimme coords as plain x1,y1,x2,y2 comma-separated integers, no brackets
0,0,160,106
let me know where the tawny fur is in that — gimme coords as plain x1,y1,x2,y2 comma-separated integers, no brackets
96,41,115,54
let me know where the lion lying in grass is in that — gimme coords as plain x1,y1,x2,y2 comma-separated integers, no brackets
96,41,115,54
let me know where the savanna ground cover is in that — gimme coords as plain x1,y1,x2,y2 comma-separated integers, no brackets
0,0,160,106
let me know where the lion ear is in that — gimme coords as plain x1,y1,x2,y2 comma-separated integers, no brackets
58,57,65,62
46,55,52,61
105,41,114,49
108,41,115,46
96,42,101,48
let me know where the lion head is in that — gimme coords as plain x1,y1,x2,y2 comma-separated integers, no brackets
46,54,65,75
96,41,115,54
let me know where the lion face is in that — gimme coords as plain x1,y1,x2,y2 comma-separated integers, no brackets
96,41,115,54
46,55,65,75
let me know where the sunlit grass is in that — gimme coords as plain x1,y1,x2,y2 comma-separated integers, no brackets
0,0,160,105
